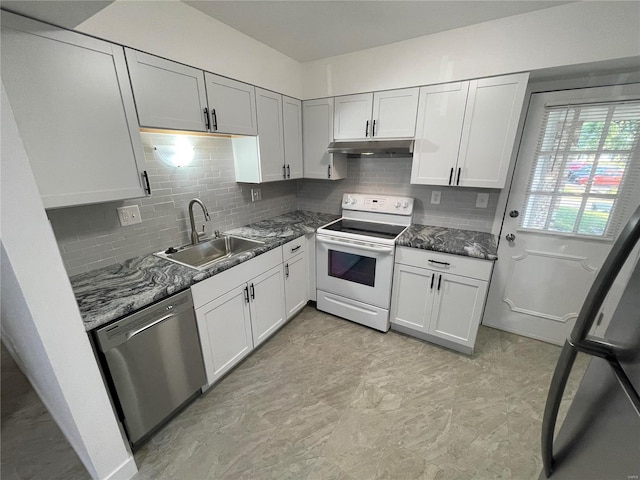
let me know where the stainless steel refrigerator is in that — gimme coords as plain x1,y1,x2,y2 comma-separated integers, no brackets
540,205,640,479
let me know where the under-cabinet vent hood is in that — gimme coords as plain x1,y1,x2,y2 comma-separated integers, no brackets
327,140,414,155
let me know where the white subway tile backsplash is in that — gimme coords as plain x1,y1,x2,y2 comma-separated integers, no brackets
49,138,498,277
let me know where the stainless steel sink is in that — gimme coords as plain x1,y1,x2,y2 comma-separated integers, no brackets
155,236,264,270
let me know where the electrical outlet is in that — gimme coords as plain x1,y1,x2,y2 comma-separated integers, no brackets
431,191,441,205
251,188,262,202
117,205,142,226
476,193,490,209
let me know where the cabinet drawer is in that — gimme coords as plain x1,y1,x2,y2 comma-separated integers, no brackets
395,247,492,281
282,236,305,262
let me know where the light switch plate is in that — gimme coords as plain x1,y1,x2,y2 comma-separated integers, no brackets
117,205,142,226
476,193,489,209
251,188,262,202
431,191,441,205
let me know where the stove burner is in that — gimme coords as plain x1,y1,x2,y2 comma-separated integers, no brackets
322,219,406,240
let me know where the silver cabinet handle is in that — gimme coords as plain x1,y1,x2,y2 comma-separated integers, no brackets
126,313,175,339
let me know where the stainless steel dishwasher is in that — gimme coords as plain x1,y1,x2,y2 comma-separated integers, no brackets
95,289,205,446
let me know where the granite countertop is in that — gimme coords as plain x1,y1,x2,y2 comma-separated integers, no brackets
72,210,338,331
396,224,498,260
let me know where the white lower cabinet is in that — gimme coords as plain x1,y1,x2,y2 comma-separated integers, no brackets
283,237,308,319
249,265,287,347
195,285,253,386
192,248,286,388
390,247,493,354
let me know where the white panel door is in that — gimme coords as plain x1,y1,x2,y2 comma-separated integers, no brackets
125,49,207,132
484,84,640,345
334,93,373,140
372,88,419,138
249,265,287,347
457,73,528,188
411,82,469,186
205,72,257,135
390,263,435,332
429,274,488,348
255,88,285,182
283,96,303,179
284,252,308,319
196,284,253,386
1,13,147,209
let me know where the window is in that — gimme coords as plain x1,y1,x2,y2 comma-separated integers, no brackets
520,100,640,239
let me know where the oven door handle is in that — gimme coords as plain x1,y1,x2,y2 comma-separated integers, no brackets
317,236,394,254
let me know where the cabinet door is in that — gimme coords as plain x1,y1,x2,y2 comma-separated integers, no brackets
196,284,253,387
428,274,488,349
283,96,303,179
255,88,285,182
284,252,308,319
302,98,346,180
125,49,207,132
372,88,419,138
249,265,287,347
1,13,147,209
333,93,373,140
457,73,528,188
390,263,436,333
410,82,469,186
205,73,257,135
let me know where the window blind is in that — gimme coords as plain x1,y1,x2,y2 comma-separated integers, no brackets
520,100,640,239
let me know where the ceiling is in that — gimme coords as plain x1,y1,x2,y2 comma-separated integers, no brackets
2,0,572,63
183,1,572,62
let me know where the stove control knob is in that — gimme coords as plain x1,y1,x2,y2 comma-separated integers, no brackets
343,197,350,205
350,198,357,205
402,201,409,208
394,201,401,208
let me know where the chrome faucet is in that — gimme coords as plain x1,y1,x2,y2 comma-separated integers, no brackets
188,198,211,245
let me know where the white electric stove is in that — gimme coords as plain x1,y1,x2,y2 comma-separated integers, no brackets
316,193,414,332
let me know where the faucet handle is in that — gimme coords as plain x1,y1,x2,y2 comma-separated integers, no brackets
214,230,222,238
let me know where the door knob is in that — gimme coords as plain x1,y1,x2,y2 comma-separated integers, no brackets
505,233,516,242
509,210,520,218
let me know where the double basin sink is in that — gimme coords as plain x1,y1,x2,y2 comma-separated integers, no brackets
155,235,264,270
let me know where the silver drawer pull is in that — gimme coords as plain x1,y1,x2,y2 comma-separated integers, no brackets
428,259,450,267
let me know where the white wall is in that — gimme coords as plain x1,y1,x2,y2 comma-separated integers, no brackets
302,2,640,99
76,0,304,99
0,84,137,480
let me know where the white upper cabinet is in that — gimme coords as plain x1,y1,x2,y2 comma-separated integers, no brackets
283,96,303,179
371,89,420,138
126,49,257,136
334,93,374,140
457,74,528,188
1,13,148,209
411,73,528,188
234,90,305,183
302,98,347,180
333,88,419,140
255,88,285,182
411,82,469,186
205,73,257,135
125,49,208,132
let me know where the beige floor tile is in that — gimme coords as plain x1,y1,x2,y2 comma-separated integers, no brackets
8,307,585,480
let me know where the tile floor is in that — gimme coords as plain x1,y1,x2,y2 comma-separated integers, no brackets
1,306,588,480
131,307,588,480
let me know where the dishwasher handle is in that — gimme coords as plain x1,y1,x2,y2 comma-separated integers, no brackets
126,313,176,340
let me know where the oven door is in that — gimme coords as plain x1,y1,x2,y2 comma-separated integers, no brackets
316,234,395,309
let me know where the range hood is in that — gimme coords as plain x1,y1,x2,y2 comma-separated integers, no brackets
327,139,414,155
